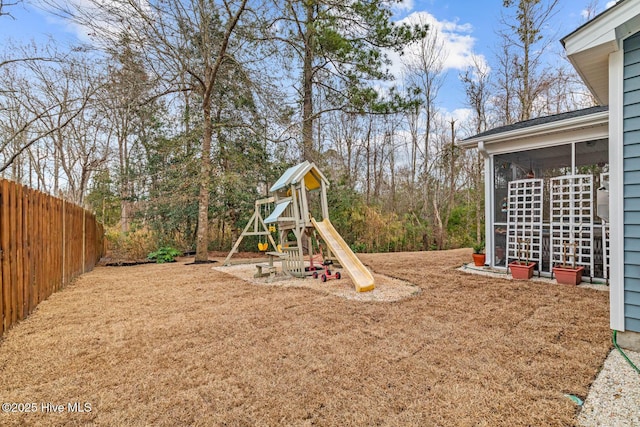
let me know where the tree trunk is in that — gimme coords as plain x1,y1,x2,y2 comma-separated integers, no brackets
433,198,444,250
118,129,130,233
390,134,396,212
195,101,212,262
302,1,315,162
440,119,457,249
365,119,371,204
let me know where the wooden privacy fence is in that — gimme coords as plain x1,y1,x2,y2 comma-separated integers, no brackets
0,179,105,337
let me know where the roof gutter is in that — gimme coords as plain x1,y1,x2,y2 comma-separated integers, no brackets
458,110,609,149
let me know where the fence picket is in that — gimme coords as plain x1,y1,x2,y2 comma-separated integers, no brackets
9,181,17,326
16,185,24,320
0,179,104,337
0,180,7,333
35,190,42,306
23,188,31,317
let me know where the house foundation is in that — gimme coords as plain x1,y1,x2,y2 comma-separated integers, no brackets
617,330,640,353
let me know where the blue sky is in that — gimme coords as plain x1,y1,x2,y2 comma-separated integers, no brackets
388,0,616,117
0,0,616,115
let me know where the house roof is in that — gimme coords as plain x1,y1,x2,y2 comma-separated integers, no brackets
561,0,629,46
561,0,640,104
460,105,609,148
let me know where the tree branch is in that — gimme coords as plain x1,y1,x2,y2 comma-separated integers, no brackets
0,93,93,173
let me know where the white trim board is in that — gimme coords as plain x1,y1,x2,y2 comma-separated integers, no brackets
562,0,640,104
609,48,625,331
460,112,608,152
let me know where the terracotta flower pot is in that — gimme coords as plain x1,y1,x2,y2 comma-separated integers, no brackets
509,261,536,280
553,266,584,285
472,253,486,266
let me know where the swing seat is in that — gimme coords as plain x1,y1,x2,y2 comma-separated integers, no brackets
258,242,269,251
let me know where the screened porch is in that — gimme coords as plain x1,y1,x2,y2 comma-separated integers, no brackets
490,138,609,281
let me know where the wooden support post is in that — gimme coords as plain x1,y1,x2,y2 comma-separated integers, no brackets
62,199,66,285
9,181,18,326
0,180,8,333
223,210,258,266
16,184,23,320
82,209,86,274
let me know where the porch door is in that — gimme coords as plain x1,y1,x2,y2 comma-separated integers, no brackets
506,179,544,267
550,175,595,278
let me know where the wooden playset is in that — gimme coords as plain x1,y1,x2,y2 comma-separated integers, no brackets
223,161,374,292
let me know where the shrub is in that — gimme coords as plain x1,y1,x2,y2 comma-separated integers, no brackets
105,227,157,260
350,242,367,253
148,247,182,263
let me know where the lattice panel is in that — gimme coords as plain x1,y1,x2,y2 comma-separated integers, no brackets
506,179,544,266
550,175,594,275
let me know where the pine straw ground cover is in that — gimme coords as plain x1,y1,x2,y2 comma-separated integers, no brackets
0,249,610,426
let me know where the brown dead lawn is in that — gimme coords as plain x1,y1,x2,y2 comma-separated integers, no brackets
0,248,610,426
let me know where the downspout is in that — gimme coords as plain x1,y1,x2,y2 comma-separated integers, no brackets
477,141,489,159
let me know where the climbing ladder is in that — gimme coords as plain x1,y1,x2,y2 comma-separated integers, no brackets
506,179,544,267
550,175,594,277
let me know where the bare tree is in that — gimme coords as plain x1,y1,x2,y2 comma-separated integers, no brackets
536,52,597,113
44,0,254,262
491,38,518,126
437,119,458,250
95,42,158,232
461,55,491,135
581,0,600,22
0,44,95,178
400,16,448,248
403,15,446,180
324,109,376,191
460,54,491,244
499,0,560,121
27,55,108,204
0,0,20,18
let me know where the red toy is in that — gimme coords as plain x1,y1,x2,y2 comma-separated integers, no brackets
312,259,341,282
310,242,341,282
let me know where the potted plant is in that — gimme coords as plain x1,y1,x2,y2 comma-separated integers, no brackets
508,238,536,280
553,242,584,285
472,242,486,266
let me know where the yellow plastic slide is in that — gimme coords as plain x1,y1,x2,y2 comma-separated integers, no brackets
311,218,375,292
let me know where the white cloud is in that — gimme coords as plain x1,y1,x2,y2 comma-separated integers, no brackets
579,1,618,23
388,11,488,78
391,0,415,13
449,107,472,124
40,0,152,46
432,13,484,71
